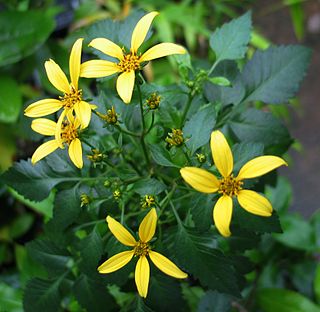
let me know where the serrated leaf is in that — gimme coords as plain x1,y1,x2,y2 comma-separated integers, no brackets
133,178,166,196
257,288,320,312
170,226,240,296
0,10,55,66
23,278,61,312
183,105,216,154
0,76,22,123
73,274,118,312
197,290,231,312
240,45,311,104
210,12,252,63
148,144,180,168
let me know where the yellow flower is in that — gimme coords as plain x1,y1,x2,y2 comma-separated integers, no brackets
180,130,287,237
24,38,94,129
98,208,187,298
30,114,84,168
80,11,186,104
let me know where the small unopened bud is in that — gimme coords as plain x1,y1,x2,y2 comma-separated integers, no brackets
104,180,111,188
196,153,206,163
113,189,121,200
97,106,118,125
141,195,155,209
165,129,184,147
80,194,91,207
87,149,105,162
146,93,161,110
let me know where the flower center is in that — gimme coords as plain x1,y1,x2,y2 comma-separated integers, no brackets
60,85,82,109
118,52,141,72
134,241,150,257
218,175,243,197
61,121,78,145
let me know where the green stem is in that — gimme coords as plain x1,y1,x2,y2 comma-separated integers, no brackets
82,139,95,150
183,146,192,165
120,201,125,224
180,93,194,127
146,111,155,134
115,125,140,137
208,59,219,76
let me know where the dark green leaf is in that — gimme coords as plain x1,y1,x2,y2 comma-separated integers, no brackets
23,278,61,312
0,10,55,66
197,290,231,312
257,288,320,312
183,105,216,154
0,76,22,123
240,46,311,104
148,144,180,168
133,178,166,196
9,213,34,239
210,12,252,63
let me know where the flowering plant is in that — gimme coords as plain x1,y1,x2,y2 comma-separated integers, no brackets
1,9,312,312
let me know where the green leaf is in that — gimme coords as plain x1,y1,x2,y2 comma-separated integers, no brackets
170,226,240,296
229,108,292,154
23,278,61,312
183,105,216,154
314,263,320,304
197,290,231,312
133,178,166,196
210,11,252,63
148,144,180,168
0,76,22,123
240,46,311,104
289,3,305,40
1,158,81,202
0,282,23,312
208,76,231,87
73,274,118,312
0,10,55,66
257,288,320,312
9,213,34,239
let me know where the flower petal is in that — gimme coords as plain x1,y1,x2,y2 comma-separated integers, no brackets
68,138,83,169
31,140,59,165
31,118,57,136
106,216,137,246
89,38,124,60
135,256,150,298
237,190,272,216
140,43,186,62
98,250,134,274
131,11,159,52
69,38,83,90
210,130,233,178
54,110,66,149
213,195,233,237
237,156,288,180
138,208,157,243
45,59,70,93
24,99,63,117
116,71,135,104
180,167,219,193
149,251,187,279
74,101,92,129
80,60,120,78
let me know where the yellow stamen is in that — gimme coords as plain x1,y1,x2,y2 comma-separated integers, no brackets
218,175,243,197
134,241,150,257
118,52,141,72
60,121,79,145
59,85,82,109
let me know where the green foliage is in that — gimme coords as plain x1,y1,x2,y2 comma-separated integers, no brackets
0,282,23,312
197,290,231,312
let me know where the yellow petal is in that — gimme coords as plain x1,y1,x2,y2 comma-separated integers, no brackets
69,38,83,90
80,60,120,78
237,156,288,180
31,118,57,136
210,130,233,178
131,11,159,52
138,208,157,243
213,195,233,237
140,43,186,62
237,190,272,216
149,251,187,279
89,38,124,60
45,59,70,93
68,138,83,169
24,99,63,117
180,167,219,193
106,216,137,246
74,101,92,129
98,250,134,274
31,140,59,165
55,110,66,149
116,71,135,104
135,256,150,298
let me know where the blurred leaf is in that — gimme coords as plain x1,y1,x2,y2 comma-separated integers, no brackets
288,2,305,40
314,263,320,304
0,76,22,123
133,178,166,196
197,290,231,312
23,278,62,312
210,11,252,63
0,10,55,66
257,288,320,312
0,282,23,312
0,124,16,172
148,144,180,168
250,30,270,50
240,46,311,104
183,105,216,155
208,76,231,87
9,213,34,239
